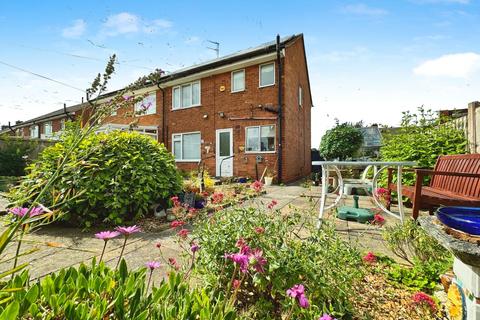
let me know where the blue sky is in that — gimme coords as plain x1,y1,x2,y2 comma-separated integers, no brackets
1,0,480,146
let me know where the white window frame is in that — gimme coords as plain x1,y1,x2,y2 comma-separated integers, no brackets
172,131,202,162
231,69,245,93
30,125,39,139
60,119,66,131
259,62,275,88
43,121,53,138
134,93,156,116
172,80,201,110
298,85,303,107
245,125,276,154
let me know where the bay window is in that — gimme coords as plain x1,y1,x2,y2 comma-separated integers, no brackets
172,132,201,161
245,125,276,152
44,122,53,137
172,81,201,110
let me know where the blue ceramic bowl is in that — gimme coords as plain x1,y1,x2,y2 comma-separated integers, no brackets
436,206,480,236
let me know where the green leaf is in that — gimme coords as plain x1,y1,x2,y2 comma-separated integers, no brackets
0,301,19,320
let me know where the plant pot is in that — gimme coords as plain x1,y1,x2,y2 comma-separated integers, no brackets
264,176,273,186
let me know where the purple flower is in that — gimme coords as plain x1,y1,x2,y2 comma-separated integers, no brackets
319,314,337,320
249,248,267,273
287,284,310,309
123,95,132,101
10,207,43,218
95,231,120,241
286,284,305,298
146,261,161,270
191,244,200,253
115,225,141,236
298,294,310,308
225,253,249,273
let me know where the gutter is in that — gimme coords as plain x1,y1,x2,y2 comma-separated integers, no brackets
276,34,283,184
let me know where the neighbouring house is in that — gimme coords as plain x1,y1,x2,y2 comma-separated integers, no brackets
358,125,382,159
1,34,313,183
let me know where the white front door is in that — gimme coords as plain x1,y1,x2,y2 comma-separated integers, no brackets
216,128,233,177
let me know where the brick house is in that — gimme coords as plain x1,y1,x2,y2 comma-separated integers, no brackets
2,34,312,183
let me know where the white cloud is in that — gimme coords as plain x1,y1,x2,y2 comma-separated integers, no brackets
62,19,86,38
414,52,480,78
102,12,172,36
342,3,388,16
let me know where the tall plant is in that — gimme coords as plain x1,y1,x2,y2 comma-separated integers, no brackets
319,121,363,160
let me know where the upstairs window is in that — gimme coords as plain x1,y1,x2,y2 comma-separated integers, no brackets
245,125,276,152
135,93,156,115
172,81,201,110
30,125,38,138
44,122,53,137
259,62,275,87
231,69,245,92
172,132,201,161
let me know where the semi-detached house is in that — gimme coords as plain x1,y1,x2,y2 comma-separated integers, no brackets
3,34,313,183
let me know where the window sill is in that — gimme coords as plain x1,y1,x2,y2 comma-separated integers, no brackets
259,83,275,89
175,159,201,163
244,151,277,154
231,89,245,94
171,104,201,111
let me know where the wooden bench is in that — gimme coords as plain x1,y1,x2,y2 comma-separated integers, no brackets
387,154,480,219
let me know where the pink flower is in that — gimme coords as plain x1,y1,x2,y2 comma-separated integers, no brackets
95,231,120,241
171,196,181,207
363,252,377,263
251,180,263,192
249,248,267,273
10,206,43,218
235,238,247,248
267,199,278,209
286,284,305,298
319,314,337,320
177,228,189,239
232,279,241,289
254,226,265,234
115,225,141,236
191,244,200,253
373,214,385,226
225,253,249,273
146,261,161,270
412,292,437,313
155,242,161,248
211,192,224,204
286,284,309,309
168,257,180,270
170,220,185,228
123,95,132,101
188,208,198,215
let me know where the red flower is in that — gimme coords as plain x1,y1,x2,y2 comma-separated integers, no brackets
373,214,385,226
155,242,161,248
168,257,180,270
363,252,377,263
235,238,247,248
232,279,241,289
171,196,181,207
170,220,185,228
254,226,265,234
412,292,437,313
251,180,263,192
211,192,224,204
177,229,189,239
267,199,278,209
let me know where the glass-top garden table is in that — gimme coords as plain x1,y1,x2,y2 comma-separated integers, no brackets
312,161,417,228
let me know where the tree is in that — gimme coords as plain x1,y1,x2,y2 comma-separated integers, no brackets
319,122,363,160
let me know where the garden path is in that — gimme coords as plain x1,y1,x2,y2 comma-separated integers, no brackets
0,183,412,285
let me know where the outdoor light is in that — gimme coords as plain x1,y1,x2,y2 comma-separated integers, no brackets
203,114,208,119
218,112,225,118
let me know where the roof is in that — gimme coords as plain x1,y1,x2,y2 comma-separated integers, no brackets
2,34,303,133
360,126,383,148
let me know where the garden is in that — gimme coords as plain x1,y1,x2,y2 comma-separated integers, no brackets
0,56,467,319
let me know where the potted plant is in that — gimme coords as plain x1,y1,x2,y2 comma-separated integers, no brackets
264,168,275,186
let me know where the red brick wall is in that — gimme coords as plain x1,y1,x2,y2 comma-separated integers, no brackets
282,36,312,182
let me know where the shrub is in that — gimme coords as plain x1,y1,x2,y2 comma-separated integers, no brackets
9,129,183,228
319,122,363,160
0,137,36,176
0,261,236,320
192,207,363,319
381,107,467,185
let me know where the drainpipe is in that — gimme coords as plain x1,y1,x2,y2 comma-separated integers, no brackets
7,121,15,134
158,85,166,145
276,34,283,184
63,103,74,121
